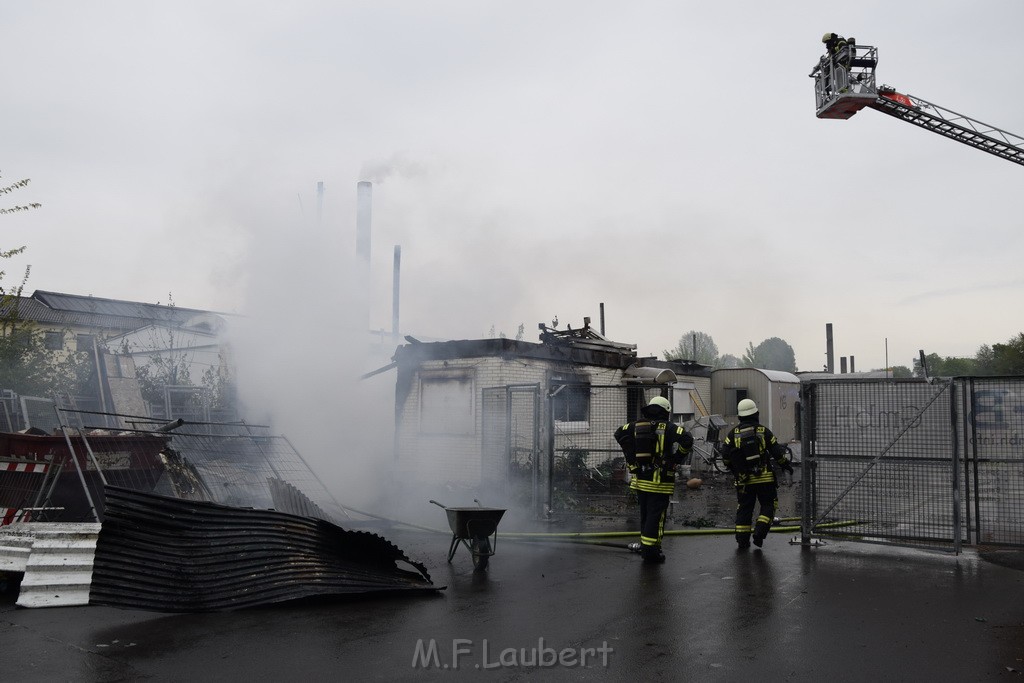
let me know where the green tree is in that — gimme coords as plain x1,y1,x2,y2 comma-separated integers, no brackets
974,345,996,375
913,353,939,378
0,323,55,395
664,330,719,366
889,365,913,378
200,364,235,411
741,342,758,368
1,247,93,397
0,247,42,391
912,336,1024,378
914,352,978,378
989,333,1024,375
718,353,741,369
118,295,196,407
742,337,797,372
940,356,978,376
1,173,41,215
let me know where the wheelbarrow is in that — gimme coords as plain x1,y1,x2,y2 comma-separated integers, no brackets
430,499,506,571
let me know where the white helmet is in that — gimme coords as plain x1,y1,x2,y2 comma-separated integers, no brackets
737,398,758,417
647,396,672,413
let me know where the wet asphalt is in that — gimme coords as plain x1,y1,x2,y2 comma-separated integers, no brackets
3,517,1023,682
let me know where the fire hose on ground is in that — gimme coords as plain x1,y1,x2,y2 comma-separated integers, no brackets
338,506,862,551
485,518,862,550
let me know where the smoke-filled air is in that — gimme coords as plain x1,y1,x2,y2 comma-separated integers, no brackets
4,3,1024,509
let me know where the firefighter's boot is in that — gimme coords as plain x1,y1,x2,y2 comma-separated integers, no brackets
642,547,666,564
753,515,772,547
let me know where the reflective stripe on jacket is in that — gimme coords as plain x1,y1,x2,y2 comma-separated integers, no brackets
721,420,789,486
614,420,693,495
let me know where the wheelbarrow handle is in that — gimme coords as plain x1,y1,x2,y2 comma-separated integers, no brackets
429,500,447,509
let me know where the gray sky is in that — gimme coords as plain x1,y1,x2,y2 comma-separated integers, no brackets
4,1,1023,373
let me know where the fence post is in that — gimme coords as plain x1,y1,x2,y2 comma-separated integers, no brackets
532,384,541,519
800,383,813,546
951,379,962,555
52,404,101,523
546,384,558,518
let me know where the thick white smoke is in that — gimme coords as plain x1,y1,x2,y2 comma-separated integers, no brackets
227,182,396,513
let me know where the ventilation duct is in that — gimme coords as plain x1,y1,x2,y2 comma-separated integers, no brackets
622,365,677,384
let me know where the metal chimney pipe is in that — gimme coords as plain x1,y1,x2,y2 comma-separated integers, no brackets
850,355,856,373
156,418,185,433
356,181,372,331
356,181,372,264
599,303,605,336
840,357,848,374
392,245,401,339
826,323,835,373
316,181,324,226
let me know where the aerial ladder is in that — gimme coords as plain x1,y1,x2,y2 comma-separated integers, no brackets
810,41,1024,167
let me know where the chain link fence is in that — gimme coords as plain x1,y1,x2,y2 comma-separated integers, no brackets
801,377,1024,552
547,383,675,516
960,377,1024,546
481,385,542,514
480,382,730,519
1,402,346,525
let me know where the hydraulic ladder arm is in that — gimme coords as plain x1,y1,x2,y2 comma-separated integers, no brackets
810,43,1024,167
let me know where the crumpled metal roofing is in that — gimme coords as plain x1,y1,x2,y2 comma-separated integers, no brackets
89,486,437,612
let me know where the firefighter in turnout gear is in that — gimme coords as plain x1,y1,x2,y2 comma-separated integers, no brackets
721,399,793,549
614,396,693,563
823,32,850,67
821,31,851,95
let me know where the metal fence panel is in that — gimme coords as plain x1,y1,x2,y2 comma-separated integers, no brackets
2,406,348,525
548,384,667,515
963,377,1024,546
1,390,19,432
803,376,1024,552
21,396,64,433
802,379,961,551
481,385,540,512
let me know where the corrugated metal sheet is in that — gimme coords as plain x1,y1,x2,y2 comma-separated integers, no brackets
0,524,35,572
267,476,338,522
13,522,101,608
89,486,437,612
2,292,234,333
33,290,213,321
0,296,145,331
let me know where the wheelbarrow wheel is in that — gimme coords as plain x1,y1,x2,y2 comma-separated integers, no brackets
470,536,491,571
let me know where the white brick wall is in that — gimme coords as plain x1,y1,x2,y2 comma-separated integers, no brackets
396,357,555,487
396,356,711,490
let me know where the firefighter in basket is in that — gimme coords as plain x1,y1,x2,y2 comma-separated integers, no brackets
721,398,794,549
614,396,693,564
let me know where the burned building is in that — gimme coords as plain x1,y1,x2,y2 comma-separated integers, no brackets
390,322,711,506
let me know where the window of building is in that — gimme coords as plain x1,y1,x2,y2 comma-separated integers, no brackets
11,330,31,349
420,374,475,435
44,331,64,351
551,375,590,429
76,334,95,353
